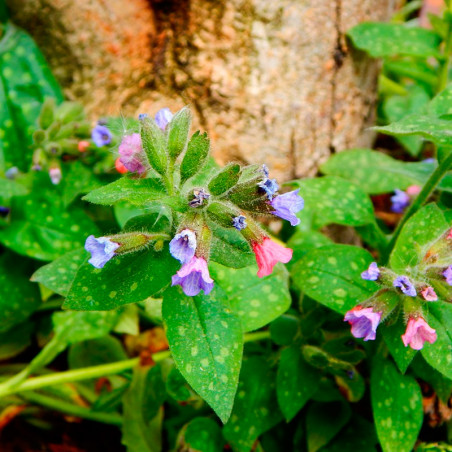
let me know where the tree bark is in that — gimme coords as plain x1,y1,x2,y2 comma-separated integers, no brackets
8,0,398,180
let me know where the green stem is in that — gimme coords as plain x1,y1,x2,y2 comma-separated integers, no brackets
0,331,271,399
437,13,452,93
385,150,452,259
20,392,123,426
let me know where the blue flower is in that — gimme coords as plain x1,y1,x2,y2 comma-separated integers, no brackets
443,266,452,285
393,275,416,297
172,256,214,296
390,189,410,213
261,164,269,178
270,189,304,226
232,215,247,230
5,167,19,179
91,125,112,147
138,113,148,120
258,178,279,200
155,108,173,130
169,229,197,264
361,262,380,281
85,235,120,269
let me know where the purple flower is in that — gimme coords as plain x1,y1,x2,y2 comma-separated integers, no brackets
361,262,380,281
5,167,18,179
393,275,416,297
443,266,452,285
189,188,210,207
344,306,382,341
118,133,146,174
49,167,62,185
258,178,279,200
0,206,10,216
172,256,214,296
85,235,120,269
92,125,112,147
169,229,197,264
270,189,304,226
232,215,247,230
390,189,410,213
421,286,437,301
155,108,173,130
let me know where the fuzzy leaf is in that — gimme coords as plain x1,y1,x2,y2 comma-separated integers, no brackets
208,163,241,196
140,115,167,175
180,131,210,184
167,106,191,160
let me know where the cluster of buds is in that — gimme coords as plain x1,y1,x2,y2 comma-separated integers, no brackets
30,98,116,185
345,227,452,350
84,107,304,297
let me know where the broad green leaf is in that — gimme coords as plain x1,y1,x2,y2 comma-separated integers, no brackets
305,401,351,452
381,309,417,374
114,304,139,336
277,345,320,421
286,229,331,269
421,303,452,379
0,178,28,202
64,247,178,310
292,245,378,314
209,223,254,269
179,417,225,452
383,85,430,156
0,23,63,172
210,262,291,332
208,163,241,196
0,321,33,359
0,251,41,332
371,359,423,452
270,313,300,346
347,23,441,58
61,161,102,206
122,366,164,452
162,286,243,423
223,356,282,452
321,414,378,452
390,204,450,273
374,115,452,147
140,115,166,175
290,177,374,229
321,149,452,195
384,60,437,87
68,335,127,369
31,248,85,296
114,201,146,228
0,186,99,261
83,177,183,211
428,84,452,117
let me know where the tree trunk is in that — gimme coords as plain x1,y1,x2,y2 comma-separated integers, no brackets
8,0,399,180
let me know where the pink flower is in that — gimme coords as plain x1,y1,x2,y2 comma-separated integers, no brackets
118,133,146,174
252,237,293,278
447,228,452,240
406,185,421,196
344,306,382,341
420,286,438,301
402,317,437,350
171,256,214,296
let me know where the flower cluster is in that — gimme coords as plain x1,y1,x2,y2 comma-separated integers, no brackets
84,107,305,297
344,258,452,350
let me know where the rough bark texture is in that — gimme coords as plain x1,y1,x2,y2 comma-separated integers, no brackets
8,0,398,180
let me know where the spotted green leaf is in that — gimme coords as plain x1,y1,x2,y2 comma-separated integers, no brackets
347,23,441,58
0,184,99,261
374,115,452,148
64,247,178,311
277,344,320,421
0,251,41,332
290,177,374,229
83,176,183,211
0,23,63,172
162,286,243,423
428,84,452,117
31,248,85,296
371,359,423,452
390,204,450,273
179,417,225,452
292,244,378,314
421,303,452,379
210,262,291,332
0,177,28,202
61,161,102,206
320,149,452,195
223,356,282,451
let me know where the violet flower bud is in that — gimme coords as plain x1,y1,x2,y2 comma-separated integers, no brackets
155,108,173,130
85,235,120,269
393,275,416,297
390,189,410,213
443,266,452,286
270,189,304,226
118,133,146,174
232,215,247,231
361,262,380,281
